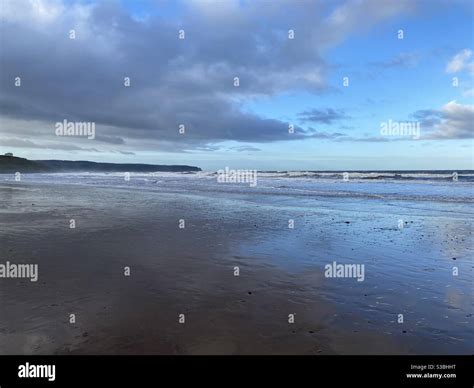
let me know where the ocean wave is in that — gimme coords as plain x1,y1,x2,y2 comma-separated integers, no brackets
256,171,474,182
1,171,473,204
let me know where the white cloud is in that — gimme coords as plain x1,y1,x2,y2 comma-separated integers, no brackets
0,0,64,24
323,0,415,47
446,49,474,75
463,88,474,98
424,101,474,140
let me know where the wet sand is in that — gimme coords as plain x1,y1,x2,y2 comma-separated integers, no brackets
0,182,472,354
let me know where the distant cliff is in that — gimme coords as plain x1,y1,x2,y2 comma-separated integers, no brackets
0,156,201,173
0,156,49,173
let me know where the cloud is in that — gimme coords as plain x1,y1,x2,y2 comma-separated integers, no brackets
446,49,474,75
322,0,416,47
116,150,135,155
411,109,442,128
305,128,346,139
416,101,474,140
336,101,473,142
0,0,415,153
463,88,474,98
370,52,420,69
0,137,101,151
298,108,349,124
94,135,125,145
230,145,262,152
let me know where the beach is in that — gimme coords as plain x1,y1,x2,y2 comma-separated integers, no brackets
0,172,472,354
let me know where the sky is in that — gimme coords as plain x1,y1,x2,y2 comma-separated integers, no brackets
0,0,473,171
